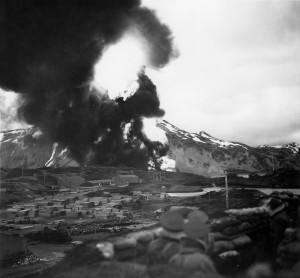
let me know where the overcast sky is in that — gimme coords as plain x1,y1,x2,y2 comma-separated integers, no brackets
142,0,300,147
1,0,300,147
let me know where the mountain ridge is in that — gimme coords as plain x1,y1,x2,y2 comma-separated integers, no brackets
156,119,300,177
0,121,299,177
0,128,77,169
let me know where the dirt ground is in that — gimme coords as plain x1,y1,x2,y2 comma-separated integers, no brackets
0,189,289,277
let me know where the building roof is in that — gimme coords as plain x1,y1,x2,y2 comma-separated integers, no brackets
87,179,112,182
116,175,138,178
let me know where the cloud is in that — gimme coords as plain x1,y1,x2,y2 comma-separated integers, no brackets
142,0,300,146
1,0,300,149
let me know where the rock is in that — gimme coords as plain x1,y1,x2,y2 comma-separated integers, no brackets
246,263,272,278
115,248,139,261
96,242,114,259
218,250,240,259
214,240,235,254
280,242,300,258
232,235,252,248
211,232,228,241
226,207,268,217
210,217,240,232
222,226,240,236
218,250,241,272
132,230,155,243
114,237,137,250
238,222,252,232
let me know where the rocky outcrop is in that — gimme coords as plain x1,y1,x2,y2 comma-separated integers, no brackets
157,120,300,177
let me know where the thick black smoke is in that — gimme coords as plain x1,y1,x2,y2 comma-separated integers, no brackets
0,0,175,169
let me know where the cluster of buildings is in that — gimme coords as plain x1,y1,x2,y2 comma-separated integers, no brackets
3,193,131,225
0,169,167,264
0,190,136,263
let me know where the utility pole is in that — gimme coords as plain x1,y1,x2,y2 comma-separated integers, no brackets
271,155,275,173
224,170,229,209
152,171,154,183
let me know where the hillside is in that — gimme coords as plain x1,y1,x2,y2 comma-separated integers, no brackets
1,122,299,179
1,164,299,207
0,128,77,169
156,120,300,177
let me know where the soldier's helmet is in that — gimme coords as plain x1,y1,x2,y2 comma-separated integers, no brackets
187,210,209,225
183,220,210,252
160,211,184,232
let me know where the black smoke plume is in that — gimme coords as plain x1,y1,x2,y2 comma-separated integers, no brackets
0,0,175,169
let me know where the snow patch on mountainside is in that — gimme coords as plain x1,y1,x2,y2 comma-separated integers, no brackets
45,143,59,167
259,143,299,154
208,137,247,149
270,145,283,149
45,145,78,168
285,143,300,154
157,120,247,149
191,135,205,143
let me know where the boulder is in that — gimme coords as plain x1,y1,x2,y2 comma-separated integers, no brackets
114,237,137,250
210,217,240,232
214,240,235,254
232,235,252,248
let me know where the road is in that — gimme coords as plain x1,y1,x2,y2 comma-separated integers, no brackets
167,187,224,197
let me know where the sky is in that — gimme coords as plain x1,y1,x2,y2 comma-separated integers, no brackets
1,0,300,147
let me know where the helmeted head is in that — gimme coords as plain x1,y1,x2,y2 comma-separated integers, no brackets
182,220,210,252
187,210,209,225
160,211,184,232
156,211,184,240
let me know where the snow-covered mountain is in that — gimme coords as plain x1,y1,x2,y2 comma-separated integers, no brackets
156,120,300,177
258,143,299,154
0,128,78,169
1,121,299,175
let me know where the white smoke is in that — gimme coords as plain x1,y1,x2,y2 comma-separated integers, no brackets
0,89,30,131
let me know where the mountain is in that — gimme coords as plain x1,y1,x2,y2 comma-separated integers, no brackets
1,122,299,176
0,127,78,169
156,120,300,177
